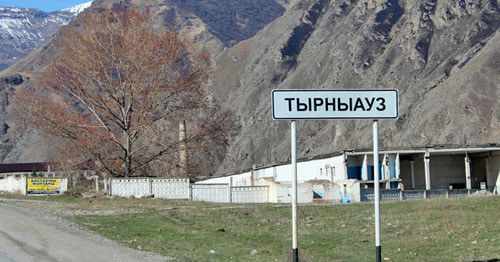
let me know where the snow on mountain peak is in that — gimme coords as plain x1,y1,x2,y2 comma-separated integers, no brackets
61,1,92,15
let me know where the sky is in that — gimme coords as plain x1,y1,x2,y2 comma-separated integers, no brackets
0,0,90,12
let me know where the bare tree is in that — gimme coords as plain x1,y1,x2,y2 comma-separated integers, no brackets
14,8,234,177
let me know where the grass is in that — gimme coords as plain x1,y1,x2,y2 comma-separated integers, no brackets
4,194,500,261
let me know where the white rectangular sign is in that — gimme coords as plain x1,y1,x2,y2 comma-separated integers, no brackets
272,89,398,119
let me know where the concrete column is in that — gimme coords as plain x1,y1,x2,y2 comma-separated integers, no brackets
361,154,368,181
410,160,415,189
395,153,401,180
95,176,99,193
465,155,472,190
384,154,390,189
179,120,188,177
424,152,431,190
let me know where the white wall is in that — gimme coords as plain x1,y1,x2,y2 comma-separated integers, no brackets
196,155,346,186
110,178,190,199
0,176,26,194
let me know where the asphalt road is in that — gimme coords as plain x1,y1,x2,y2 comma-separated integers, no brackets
0,202,170,262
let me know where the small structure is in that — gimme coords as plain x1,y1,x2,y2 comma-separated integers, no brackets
0,162,72,195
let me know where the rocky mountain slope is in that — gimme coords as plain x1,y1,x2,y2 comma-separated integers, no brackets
212,0,500,173
0,0,289,163
0,3,91,71
0,0,498,177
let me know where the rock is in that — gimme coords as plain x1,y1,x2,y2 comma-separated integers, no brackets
250,249,258,256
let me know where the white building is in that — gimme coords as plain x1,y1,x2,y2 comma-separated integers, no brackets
197,145,500,195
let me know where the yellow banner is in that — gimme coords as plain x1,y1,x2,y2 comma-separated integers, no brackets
27,178,61,194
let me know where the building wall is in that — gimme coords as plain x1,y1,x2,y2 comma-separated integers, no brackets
399,159,413,189
196,155,346,185
197,149,499,193
428,155,467,189
471,157,487,189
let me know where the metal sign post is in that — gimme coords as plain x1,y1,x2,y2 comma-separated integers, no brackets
291,120,298,262
272,89,398,261
373,120,381,262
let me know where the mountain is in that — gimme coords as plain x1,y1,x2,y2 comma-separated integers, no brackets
61,1,93,15
0,0,499,177
0,0,288,163
211,0,500,173
0,2,92,71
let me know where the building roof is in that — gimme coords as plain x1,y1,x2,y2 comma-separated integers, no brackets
0,162,54,174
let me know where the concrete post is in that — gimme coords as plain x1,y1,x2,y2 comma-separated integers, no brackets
109,179,112,196
179,120,188,177
384,154,390,189
104,178,108,193
95,176,99,193
361,154,368,181
465,154,472,190
228,177,233,203
424,152,431,190
395,153,401,188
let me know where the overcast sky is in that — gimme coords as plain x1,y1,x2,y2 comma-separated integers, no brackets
0,0,90,12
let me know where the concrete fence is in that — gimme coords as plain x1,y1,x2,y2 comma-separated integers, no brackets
0,176,27,194
109,179,273,203
191,183,229,202
109,178,190,199
190,184,271,203
0,176,67,195
231,186,269,203
360,188,480,202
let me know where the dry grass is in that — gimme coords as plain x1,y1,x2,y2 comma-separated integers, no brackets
3,193,500,261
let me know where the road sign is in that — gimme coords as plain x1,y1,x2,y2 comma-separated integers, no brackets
272,89,398,119
272,89,399,262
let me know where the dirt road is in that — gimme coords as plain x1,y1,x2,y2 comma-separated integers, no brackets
0,202,170,262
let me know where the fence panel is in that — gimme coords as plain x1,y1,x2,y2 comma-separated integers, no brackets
152,179,190,199
380,189,400,201
427,189,447,199
448,189,470,198
360,188,374,202
231,186,269,203
192,184,229,203
402,190,425,200
111,178,150,197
